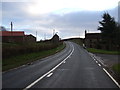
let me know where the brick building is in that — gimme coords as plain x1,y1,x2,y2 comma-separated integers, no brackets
51,34,59,44
84,30,119,50
84,30,106,49
24,34,36,43
0,31,36,43
85,33,101,48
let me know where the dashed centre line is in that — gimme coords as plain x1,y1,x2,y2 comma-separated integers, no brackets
23,43,74,90
46,73,53,77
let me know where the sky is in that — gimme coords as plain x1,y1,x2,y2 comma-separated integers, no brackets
1,0,120,41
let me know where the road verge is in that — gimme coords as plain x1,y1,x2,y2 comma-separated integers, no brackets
3,43,66,71
88,52,120,87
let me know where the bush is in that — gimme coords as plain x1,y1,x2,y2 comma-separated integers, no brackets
2,41,63,59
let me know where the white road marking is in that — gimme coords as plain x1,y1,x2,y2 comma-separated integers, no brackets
46,73,53,77
93,56,95,59
97,59,105,66
96,61,98,63
23,43,74,90
103,68,120,88
87,48,120,88
89,53,105,66
98,64,101,67
93,55,105,66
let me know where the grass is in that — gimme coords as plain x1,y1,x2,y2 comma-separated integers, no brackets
87,48,120,55
3,43,66,71
2,41,61,59
112,63,120,75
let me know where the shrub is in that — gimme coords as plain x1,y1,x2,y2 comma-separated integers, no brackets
2,41,63,59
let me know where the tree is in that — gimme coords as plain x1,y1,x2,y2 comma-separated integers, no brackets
0,26,7,31
98,13,117,38
98,13,118,50
116,24,120,50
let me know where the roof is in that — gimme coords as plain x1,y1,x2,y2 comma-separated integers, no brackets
53,34,59,38
85,33,101,39
25,34,36,38
51,34,59,39
0,31,24,36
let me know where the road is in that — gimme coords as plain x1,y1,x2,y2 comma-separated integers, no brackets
2,42,119,89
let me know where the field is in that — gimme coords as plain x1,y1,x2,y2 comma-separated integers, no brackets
2,41,62,59
2,41,65,71
67,38,83,46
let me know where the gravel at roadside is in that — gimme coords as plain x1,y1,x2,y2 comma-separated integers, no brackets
93,53,120,68
89,52,120,85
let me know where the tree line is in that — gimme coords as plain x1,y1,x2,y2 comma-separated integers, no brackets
98,13,120,50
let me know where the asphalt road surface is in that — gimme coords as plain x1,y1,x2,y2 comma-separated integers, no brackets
2,42,119,89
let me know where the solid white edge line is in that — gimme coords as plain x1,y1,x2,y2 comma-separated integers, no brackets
103,68,120,88
63,60,66,63
89,52,120,88
23,43,74,90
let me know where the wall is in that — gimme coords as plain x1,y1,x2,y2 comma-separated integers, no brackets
2,36,24,43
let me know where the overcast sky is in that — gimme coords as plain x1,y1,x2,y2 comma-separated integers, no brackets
1,0,119,41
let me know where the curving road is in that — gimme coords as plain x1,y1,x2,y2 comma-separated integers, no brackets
2,42,119,89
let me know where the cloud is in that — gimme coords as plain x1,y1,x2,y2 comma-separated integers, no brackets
1,1,118,40
35,11,103,37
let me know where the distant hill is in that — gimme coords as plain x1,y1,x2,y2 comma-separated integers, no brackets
62,37,84,41
62,38,84,46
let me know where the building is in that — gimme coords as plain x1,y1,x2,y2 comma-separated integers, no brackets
51,34,59,44
84,30,119,50
0,31,36,43
84,30,102,49
24,34,36,43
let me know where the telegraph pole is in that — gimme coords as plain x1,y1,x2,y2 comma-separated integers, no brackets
11,22,13,32
10,22,13,42
10,22,13,36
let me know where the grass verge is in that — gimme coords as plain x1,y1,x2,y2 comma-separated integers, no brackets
3,43,66,71
112,63,120,76
87,48,120,55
